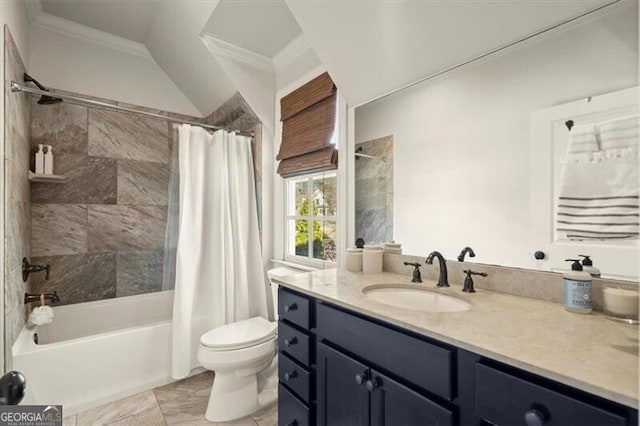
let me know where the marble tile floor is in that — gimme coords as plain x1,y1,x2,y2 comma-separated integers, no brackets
63,372,277,426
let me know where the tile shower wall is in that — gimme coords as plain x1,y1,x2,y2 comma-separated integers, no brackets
30,101,173,305
355,135,393,244
29,92,263,306
4,27,32,368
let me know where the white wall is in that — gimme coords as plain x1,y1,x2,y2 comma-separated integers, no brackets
355,4,638,269
28,25,200,116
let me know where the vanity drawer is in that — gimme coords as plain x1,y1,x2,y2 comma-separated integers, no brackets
315,302,454,400
475,363,628,426
279,383,311,426
279,287,311,330
279,352,312,403
278,320,311,365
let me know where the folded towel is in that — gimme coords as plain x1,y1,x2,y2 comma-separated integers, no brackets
557,115,639,241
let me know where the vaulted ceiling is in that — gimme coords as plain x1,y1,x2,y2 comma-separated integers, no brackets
30,0,620,120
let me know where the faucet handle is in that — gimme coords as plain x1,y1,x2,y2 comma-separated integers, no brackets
403,262,422,283
462,270,487,293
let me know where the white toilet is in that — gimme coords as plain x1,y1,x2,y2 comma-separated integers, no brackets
197,267,297,422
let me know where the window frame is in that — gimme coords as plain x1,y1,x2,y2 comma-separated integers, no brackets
284,171,338,268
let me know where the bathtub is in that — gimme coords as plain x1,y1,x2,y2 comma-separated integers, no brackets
12,290,207,414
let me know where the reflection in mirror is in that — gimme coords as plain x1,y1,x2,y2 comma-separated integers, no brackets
355,136,393,245
354,3,639,281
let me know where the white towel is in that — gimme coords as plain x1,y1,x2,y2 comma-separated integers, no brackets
557,115,639,241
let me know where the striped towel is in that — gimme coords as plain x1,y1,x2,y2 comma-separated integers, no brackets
557,115,639,241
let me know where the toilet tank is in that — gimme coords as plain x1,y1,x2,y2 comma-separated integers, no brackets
267,267,302,320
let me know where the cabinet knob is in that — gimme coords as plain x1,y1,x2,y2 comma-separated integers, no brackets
355,371,368,385
286,421,298,426
524,408,547,426
284,337,297,347
284,370,297,381
284,303,297,312
365,377,381,392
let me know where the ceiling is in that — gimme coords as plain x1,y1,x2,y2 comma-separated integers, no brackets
204,0,301,58
286,0,617,106
40,0,159,43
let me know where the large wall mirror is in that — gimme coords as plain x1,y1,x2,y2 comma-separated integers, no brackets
354,3,639,281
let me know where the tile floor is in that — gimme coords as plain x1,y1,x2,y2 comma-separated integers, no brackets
62,372,277,426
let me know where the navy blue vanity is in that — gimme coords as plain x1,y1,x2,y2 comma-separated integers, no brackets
277,286,638,426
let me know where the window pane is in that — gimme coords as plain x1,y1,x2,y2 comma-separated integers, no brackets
288,178,309,216
313,220,337,262
294,219,311,257
312,175,337,216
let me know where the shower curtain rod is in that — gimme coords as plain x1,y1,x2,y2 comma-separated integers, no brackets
10,81,254,137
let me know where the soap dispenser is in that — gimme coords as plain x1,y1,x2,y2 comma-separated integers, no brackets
578,255,601,278
563,259,592,314
34,144,45,174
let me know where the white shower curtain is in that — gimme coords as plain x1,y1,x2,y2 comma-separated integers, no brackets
172,124,267,380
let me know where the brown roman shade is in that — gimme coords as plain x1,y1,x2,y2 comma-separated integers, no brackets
277,72,338,178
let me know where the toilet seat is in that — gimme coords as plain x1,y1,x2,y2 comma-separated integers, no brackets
200,317,276,351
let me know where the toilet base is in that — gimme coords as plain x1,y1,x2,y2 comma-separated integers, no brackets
205,371,276,422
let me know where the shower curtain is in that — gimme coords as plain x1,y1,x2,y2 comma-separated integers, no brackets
171,124,267,380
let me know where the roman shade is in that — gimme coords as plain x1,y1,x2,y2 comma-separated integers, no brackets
277,72,338,177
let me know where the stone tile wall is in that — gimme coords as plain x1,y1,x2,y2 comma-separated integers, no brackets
4,27,32,368
30,102,175,305
355,135,393,244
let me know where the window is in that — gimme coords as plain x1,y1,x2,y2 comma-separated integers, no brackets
285,172,337,264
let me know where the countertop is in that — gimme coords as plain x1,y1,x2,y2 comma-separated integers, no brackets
272,268,639,409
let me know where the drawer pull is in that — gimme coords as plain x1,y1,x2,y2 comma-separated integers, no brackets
286,421,298,426
355,371,369,385
524,408,548,426
284,337,298,347
365,377,381,392
284,303,298,312
284,370,298,381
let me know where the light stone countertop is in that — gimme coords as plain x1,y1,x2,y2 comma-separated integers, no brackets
272,268,639,409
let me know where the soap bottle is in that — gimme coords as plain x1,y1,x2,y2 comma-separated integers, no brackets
44,145,54,175
35,144,45,174
563,259,593,314
579,255,601,278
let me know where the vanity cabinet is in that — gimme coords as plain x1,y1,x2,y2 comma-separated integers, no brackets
277,287,638,426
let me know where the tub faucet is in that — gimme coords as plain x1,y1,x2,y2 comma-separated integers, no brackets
426,251,449,287
24,292,60,305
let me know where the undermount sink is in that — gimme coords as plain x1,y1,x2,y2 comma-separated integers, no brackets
362,284,472,313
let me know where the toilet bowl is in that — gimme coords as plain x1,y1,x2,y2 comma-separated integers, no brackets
197,266,300,422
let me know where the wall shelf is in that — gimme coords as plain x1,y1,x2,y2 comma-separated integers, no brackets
28,171,67,184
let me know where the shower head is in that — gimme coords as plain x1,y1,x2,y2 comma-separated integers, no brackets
23,73,62,105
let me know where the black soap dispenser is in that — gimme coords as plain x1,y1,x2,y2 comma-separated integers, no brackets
578,255,601,278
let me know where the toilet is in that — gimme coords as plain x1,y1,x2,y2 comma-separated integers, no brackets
197,267,298,422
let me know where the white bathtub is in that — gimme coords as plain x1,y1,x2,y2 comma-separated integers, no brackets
12,291,204,414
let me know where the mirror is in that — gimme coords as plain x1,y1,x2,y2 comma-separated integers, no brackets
354,4,639,281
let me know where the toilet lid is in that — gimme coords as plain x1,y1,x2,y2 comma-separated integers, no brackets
200,316,276,350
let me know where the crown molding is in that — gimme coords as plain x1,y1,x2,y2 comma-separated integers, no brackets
31,12,152,59
201,34,275,73
272,33,314,74
24,0,43,23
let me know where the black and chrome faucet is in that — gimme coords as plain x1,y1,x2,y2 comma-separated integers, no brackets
403,262,422,283
426,251,449,287
457,246,476,262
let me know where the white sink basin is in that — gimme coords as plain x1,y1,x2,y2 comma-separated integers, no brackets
362,284,472,313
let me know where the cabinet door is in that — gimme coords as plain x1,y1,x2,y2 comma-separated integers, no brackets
370,370,453,426
316,342,370,426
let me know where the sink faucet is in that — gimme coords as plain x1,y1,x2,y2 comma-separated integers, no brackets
457,246,475,262
426,251,449,287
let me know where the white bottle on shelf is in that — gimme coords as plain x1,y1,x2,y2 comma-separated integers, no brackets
35,144,45,174
44,145,54,175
